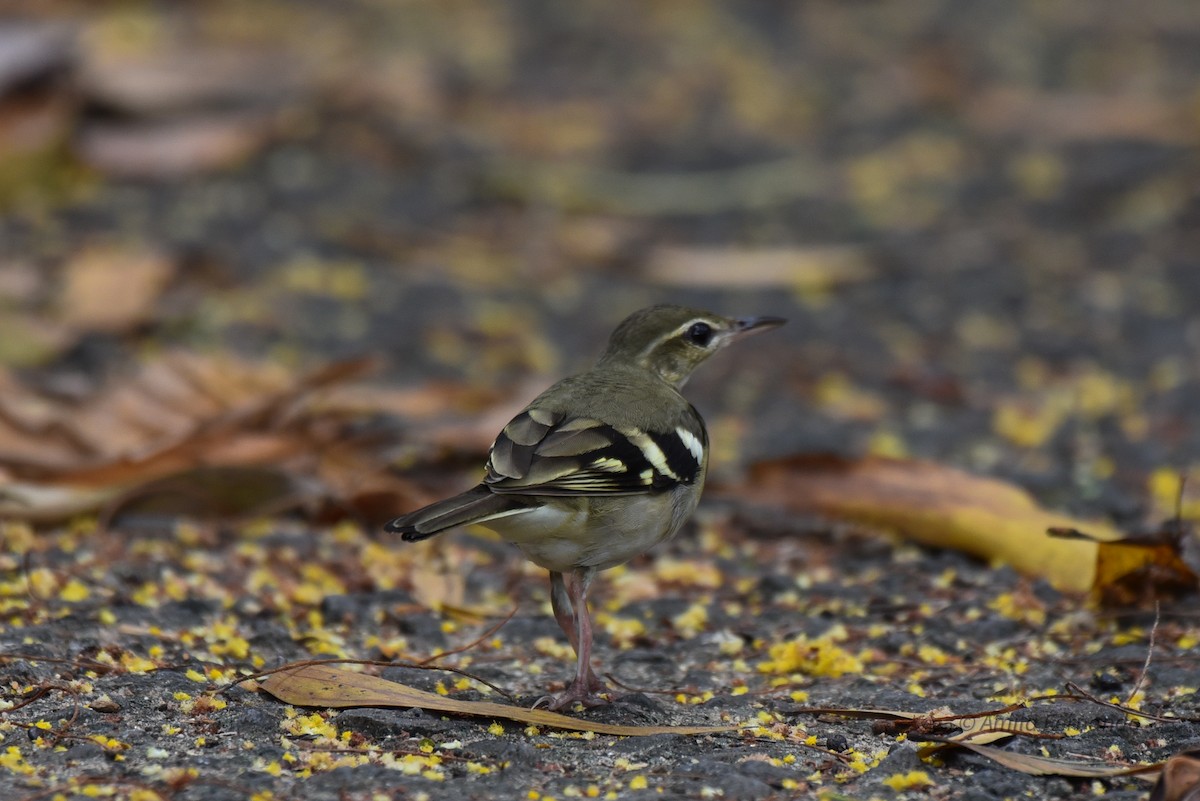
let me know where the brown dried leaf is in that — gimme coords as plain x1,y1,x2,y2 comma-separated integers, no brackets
1049,526,1199,604
0,353,379,521
966,87,1191,144
0,481,118,523
81,47,303,114
77,114,274,178
58,246,176,332
1151,749,1200,801
933,739,1161,779
1094,541,1197,605
793,704,1037,745
105,466,318,523
256,663,736,737
790,705,953,723
952,716,1043,743
734,454,1130,594
646,245,874,289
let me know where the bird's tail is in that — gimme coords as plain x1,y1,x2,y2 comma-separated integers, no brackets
384,485,528,542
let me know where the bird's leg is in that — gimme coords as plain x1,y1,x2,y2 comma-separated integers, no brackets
549,571,580,652
549,570,605,693
544,568,609,710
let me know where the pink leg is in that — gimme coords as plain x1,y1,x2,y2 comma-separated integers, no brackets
549,572,580,651
543,568,609,710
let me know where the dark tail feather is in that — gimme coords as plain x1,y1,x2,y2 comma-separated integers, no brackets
384,485,526,542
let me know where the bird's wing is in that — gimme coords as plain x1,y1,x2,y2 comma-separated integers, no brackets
484,407,706,496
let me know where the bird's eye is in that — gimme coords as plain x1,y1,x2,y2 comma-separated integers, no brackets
686,322,713,347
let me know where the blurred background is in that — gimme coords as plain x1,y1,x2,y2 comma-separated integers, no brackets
0,0,1197,523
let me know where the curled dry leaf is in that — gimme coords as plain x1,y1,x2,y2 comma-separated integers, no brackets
1151,749,1200,801
731,454,1132,594
255,663,736,737
1049,524,1199,605
0,352,401,523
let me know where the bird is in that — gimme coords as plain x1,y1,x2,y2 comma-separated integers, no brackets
384,304,785,710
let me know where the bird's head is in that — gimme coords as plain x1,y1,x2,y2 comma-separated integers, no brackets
598,304,786,388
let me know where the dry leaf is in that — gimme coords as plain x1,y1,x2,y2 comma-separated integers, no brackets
58,246,175,332
932,738,1161,779
105,466,318,523
733,455,1131,594
78,114,274,178
1050,526,1198,604
81,47,303,114
916,715,1047,758
0,353,382,522
790,705,952,724
792,704,1037,745
1151,749,1200,801
256,663,736,737
952,716,1042,742
0,482,118,523
646,245,873,290
1094,541,1197,605
966,87,1191,144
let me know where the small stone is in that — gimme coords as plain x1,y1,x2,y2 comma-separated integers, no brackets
825,733,850,752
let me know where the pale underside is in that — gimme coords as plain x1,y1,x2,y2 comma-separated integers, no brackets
473,482,703,573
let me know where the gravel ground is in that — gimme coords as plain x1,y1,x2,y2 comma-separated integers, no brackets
1,2,1199,800
2,502,1197,800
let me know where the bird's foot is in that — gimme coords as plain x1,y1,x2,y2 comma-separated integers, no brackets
533,674,617,711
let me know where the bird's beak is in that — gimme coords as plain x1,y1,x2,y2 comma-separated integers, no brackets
731,315,787,339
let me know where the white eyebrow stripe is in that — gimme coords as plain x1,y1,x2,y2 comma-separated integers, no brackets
676,427,704,465
624,429,680,481
636,318,714,362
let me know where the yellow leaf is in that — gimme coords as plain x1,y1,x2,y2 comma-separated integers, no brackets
734,455,1131,593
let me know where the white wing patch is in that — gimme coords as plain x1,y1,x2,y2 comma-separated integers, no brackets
625,430,681,481
676,426,704,466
